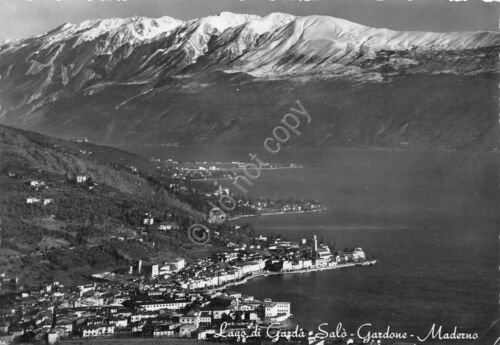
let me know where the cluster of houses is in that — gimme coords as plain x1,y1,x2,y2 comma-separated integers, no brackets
0,274,18,293
25,180,53,206
24,174,93,206
149,159,324,219
0,277,292,344
264,236,366,272
25,197,53,206
78,149,92,156
140,213,180,232
0,234,370,344
279,201,323,213
231,198,324,215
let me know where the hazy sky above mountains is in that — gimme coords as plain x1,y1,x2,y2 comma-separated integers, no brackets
0,0,498,41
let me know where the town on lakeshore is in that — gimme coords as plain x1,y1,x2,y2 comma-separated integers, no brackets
0,130,373,345
0,2,496,345
152,158,323,218
0,233,375,345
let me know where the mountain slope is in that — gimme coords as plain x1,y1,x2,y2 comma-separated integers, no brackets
0,12,498,150
0,124,210,286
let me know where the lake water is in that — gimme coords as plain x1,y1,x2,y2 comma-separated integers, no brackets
132,145,499,345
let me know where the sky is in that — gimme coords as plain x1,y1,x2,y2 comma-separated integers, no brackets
0,0,498,41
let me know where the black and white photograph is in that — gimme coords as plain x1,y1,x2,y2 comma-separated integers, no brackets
0,0,498,344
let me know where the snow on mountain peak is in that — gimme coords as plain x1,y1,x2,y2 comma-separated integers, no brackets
194,12,260,34
20,12,500,54
1,11,498,88
42,16,185,45
127,16,184,40
244,12,296,35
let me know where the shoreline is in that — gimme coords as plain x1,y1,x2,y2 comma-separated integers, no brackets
229,208,326,221
201,260,377,292
183,166,304,173
248,260,377,279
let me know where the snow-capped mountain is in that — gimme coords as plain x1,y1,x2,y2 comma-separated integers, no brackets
0,12,498,150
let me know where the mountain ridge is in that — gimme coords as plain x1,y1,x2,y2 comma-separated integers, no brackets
0,12,498,150
18,11,500,49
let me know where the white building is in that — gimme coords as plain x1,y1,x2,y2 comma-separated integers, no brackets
180,312,200,327
158,223,177,231
165,258,185,272
143,214,154,225
276,302,291,316
138,299,190,311
236,301,260,312
314,258,328,267
76,175,88,183
159,265,171,276
264,301,291,318
217,271,238,284
302,260,313,269
151,264,159,278
30,180,45,188
350,248,366,261
109,318,128,328
281,261,293,271
199,311,212,326
82,325,114,338
47,331,59,344
153,328,175,338
130,312,158,323
236,260,265,275
317,245,333,259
